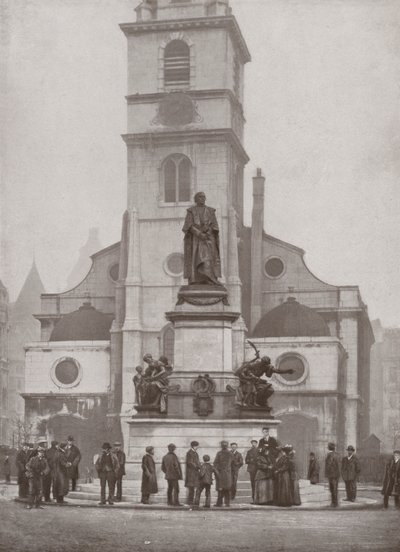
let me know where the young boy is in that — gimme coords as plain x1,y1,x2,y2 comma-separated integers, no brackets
193,455,217,508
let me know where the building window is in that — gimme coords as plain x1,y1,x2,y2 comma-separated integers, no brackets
109,263,120,283
164,253,184,277
275,353,308,386
164,40,190,88
264,257,285,279
162,326,175,364
51,357,82,389
162,154,191,203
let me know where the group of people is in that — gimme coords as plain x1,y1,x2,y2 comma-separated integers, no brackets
308,442,400,509
16,435,81,509
14,431,400,510
138,428,301,508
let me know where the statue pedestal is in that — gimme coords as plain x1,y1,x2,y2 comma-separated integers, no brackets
123,285,281,488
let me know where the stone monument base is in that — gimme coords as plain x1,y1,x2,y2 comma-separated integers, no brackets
122,415,281,479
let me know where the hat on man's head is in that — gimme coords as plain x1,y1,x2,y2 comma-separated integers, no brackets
262,427,270,431
327,442,336,450
347,445,355,452
59,442,67,449
190,441,199,447
102,442,112,451
282,444,293,454
220,440,229,447
51,440,58,447
168,443,176,451
67,435,74,441
145,446,154,453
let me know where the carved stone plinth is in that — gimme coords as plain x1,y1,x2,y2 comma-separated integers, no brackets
176,284,229,307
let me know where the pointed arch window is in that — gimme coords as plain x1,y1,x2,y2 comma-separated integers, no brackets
164,40,190,88
163,154,192,203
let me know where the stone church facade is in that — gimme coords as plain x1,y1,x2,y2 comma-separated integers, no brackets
23,0,373,477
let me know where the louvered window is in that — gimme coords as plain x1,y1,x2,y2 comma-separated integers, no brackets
164,40,190,88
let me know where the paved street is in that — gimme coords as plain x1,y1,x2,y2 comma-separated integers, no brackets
0,500,399,552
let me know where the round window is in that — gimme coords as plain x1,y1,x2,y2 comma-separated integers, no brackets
164,253,184,276
265,257,285,278
277,355,306,384
51,357,81,388
109,263,120,282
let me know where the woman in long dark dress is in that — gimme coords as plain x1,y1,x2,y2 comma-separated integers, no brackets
254,450,274,505
274,445,293,507
289,449,301,506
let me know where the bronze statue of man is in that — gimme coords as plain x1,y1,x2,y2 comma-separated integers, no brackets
182,192,221,285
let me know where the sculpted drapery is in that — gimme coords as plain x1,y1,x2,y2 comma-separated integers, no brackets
182,192,221,285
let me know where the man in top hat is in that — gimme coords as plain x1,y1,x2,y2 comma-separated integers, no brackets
341,445,361,502
43,440,58,502
65,435,81,492
113,441,126,502
95,442,120,505
325,442,341,507
381,449,400,509
185,441,201,505
25,446,50,509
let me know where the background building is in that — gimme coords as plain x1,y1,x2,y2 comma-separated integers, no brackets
370,319,400,453
0,279,9,444
24,0,374,477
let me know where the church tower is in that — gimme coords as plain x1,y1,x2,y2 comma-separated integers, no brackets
118,0,251,412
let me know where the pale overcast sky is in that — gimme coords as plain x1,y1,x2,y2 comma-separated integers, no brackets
1,0,399,326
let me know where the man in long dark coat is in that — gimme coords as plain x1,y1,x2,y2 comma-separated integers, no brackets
185,440,201,505
381,449,400,509
230,443,243,500
213,441,232,507
161,443,183,506
43,441,58,502
25,447,50,509
95,442,120,505
341,445,361,502
53,443,70,504
141,446,158,504
325,442,341,507
65,436,81,491
182,192,221,285
113,441,126,502
245,440,259,503
16,443,30,498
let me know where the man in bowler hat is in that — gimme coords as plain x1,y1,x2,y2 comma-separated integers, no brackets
95,442,120,505
161,444,183,506
341,445,361,502
65,436,81,492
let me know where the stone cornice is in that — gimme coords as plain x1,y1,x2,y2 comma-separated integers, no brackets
120,15,251,64
22,393,108,399
126,88,245,118
122,128,249,164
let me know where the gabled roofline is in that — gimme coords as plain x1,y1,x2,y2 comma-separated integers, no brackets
262,232,305,254
90,241,120,259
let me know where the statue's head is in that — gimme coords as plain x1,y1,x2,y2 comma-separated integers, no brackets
135,365,143,374
143,353,153,363
261,356,271,365
194,191,206,206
